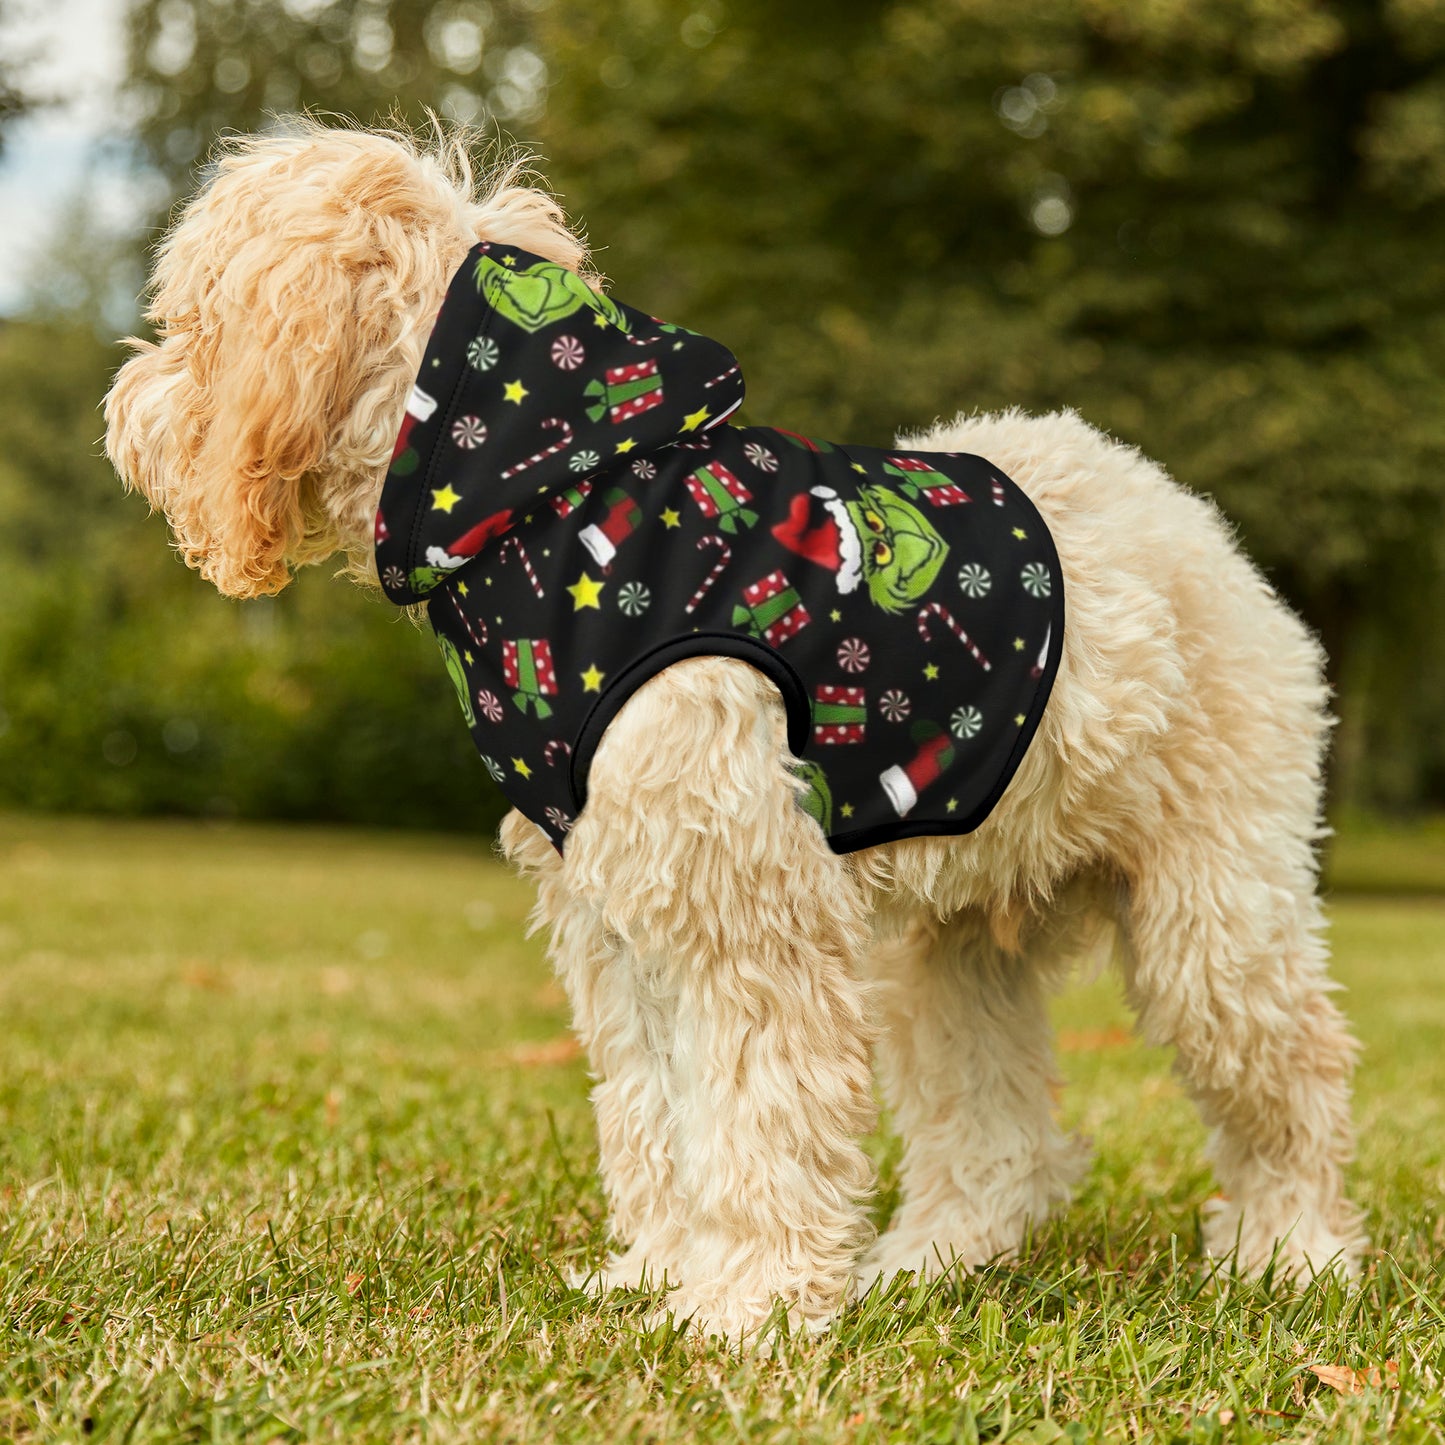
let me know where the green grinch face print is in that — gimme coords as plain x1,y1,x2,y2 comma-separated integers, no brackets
474,254,629,334
845,485,948,613
408,564,450,596
437,634,475,727
792,759,834,833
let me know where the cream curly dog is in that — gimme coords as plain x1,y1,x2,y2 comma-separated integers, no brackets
105,122,1364,1342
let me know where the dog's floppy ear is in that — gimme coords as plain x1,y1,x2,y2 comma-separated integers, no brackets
116,232,375,598
106,244,357,599
106,130,437,599
185,240,357,597
106,123,592,598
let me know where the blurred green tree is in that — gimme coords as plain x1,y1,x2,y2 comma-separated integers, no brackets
0,0,36,154
123,0,545,192
1,0,553,832
8,0,1438,824
0,315,506,831
535,0,1445,807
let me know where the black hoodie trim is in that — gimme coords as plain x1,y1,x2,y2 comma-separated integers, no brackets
568,631,813,814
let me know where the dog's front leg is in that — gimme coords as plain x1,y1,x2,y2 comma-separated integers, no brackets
859,911,1090,1289
501,809,688,1290
563,658,878,1345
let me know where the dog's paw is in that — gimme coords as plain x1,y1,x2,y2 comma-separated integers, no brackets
570,1245,675,1296
1201,1196,1366,1282
856,1238,993,1297
645,1289,836,1351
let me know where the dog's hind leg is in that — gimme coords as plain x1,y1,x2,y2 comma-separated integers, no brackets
1108,583,1364,1279
1120,832,1364,1279
561,657,878,1343
858,910,1089,1290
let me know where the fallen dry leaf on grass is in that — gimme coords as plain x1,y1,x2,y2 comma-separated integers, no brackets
1310,1362,1399,1395
501,1036,584,1067
1056,1027,1134,1052
179,961,230,992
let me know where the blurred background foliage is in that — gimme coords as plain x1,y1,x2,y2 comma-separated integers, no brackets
1,0,1442,831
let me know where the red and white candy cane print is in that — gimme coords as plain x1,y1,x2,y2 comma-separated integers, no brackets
991,476,1006,507
500,417,574,481
499,536,544,599
544,738,572,767
684,534,732,614
918,602,993,672
449,591,489,649
1031,624,1052,679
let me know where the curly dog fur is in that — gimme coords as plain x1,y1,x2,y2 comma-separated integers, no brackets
105,121,1365,1343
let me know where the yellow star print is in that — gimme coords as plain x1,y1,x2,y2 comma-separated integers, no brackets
680,406,711,432
660,508,682,529
430,483,461,513
513,757,532,780
593,311,611,328
456,580,469,597
841,803,855,819
464,650,474,665
501,253,517,265
567,573,605,610
851,462,867,474
615,437,637,454
946,798,958,813
923,663,940,680
580,665,605,693
1015,713,1026,726
503,379,529,404
1012,526,1027,540
829,609,842,623
1013,637,1026,652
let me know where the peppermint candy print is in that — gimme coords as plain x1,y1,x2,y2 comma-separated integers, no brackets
837,637,870,673
957,563,991,598
569,449,601,473
383,565,406,592
544,806,573,834
466,335,499,371
617,581,651,616
481,755,506,784
550,334,585,370
476,689,504,723
1021,563,1052,598
879,689,912,723
452,415,487,449
631,459,657,481
950,705,984,740
744,441,778,473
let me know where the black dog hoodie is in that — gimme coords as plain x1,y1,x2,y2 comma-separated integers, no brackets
375,243,1063,852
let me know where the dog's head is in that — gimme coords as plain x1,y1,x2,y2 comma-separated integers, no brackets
105,120,589,597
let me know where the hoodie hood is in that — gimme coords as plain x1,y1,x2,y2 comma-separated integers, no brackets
375,243,743,604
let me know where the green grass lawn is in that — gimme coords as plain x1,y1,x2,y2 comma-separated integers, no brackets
1,813,1442,1443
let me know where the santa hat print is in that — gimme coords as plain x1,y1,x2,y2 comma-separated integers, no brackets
390,384,438,474
879,721,957,817
770,487,862,594
578,489,642,568
424,507,515,573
